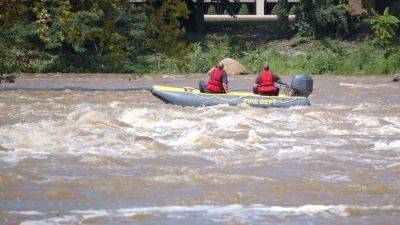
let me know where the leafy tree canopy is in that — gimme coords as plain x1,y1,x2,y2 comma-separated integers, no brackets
32,0,149,71
296,0,354,38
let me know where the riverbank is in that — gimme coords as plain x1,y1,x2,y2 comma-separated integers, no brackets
18,37,398,76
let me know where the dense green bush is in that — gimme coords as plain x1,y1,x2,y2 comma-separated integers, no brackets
207,5,216,15
314,5,350,38
289,5,299,15
271,0,291,37
0,47,20,82
30,1,153,73
295,0,353,38
288,35,310,47
239,4,249,15
295,0,317,36
370,8,400,46
317,38,346,55
169,36,236,73
271,2,288,16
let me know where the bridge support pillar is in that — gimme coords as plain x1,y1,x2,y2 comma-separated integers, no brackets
256,0,265,15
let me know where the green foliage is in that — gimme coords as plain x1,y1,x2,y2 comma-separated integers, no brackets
272,0,290,38
296,0,352,38
0,0,38,76
147,0,194,59
289,5,299,15
0,44,20,83
32,0,149,72
300,50,340,74
317,37,346,55
296,0,316,36
288,35,310,47
243,49,277,73
239,4,249,15
271,4,280,15
176,36,400,75
314,4,350,38
0,0,29,28
243,48,340,75
151,33,400,75
163,35,235,73
184,0,206,33
370,8,400,46
207,5,216,15
180,43,212,73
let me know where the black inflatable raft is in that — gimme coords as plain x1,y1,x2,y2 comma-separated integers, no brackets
150,85,311,108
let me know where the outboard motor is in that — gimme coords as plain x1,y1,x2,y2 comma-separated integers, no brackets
290,74,313,97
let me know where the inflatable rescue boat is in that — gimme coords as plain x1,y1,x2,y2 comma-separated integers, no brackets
151,75,313,109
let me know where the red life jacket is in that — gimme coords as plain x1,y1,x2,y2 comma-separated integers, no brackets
257,70,277,93
206,68,224,93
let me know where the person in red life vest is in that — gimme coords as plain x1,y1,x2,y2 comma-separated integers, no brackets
253,63,282,96
199,63,229,94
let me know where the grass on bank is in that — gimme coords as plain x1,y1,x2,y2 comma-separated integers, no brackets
148,36,400,76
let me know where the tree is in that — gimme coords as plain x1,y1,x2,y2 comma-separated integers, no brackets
0,0,34,78
314,4,350,38
289,5,299,15
371,8,400,46
295,0,353,38
32,0,148,72
239,4,249,15
184,0,206,33
272,0,290,37
146,0,194,58
207,5,216,15
296,0,316,36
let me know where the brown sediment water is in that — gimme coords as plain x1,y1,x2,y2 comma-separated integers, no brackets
0,73,399,225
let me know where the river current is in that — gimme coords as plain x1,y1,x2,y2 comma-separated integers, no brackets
0,74,399,225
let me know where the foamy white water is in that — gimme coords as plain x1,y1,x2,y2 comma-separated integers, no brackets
11,204,400,225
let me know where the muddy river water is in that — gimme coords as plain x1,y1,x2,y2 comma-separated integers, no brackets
0,74,399,225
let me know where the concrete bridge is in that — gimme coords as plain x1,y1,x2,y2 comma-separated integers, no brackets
131,0,301,21
203,0,300,21
202,0,300,15
131,0,371,21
